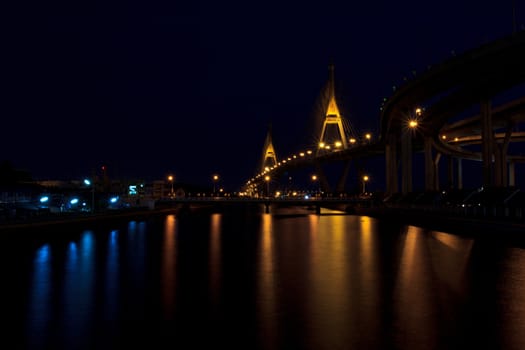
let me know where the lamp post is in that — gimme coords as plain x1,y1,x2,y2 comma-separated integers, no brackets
168,175,174,197
212,174,219,196
362,175,369,194
264,175,270,198
84,178,94,213
402,107,420,194
311,174,318,196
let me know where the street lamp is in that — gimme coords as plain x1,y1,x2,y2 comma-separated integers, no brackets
264,175,270,198
212,174,219,195
362,175,369,194
167,175,174,197
84,178,95,213
409,106,421,131
311,174,319,196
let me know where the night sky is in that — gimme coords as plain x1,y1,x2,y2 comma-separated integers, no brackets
4,1,524,190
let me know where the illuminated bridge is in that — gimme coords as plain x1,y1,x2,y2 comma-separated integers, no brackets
243,30,525,202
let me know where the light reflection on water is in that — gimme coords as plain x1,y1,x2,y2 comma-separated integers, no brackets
256,213,277,349
15,209,525,349
209,213,222,310
395,226,439,348
62,232,95,347
499,247,525,350
162,215,176,319
26,244,51,348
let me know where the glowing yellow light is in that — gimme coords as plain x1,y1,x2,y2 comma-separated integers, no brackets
168,175,173,181
306,150,312,155
265,175,270,181
409,120,418,128
349,138,356,144
213,174,219,181
325,145,331,149
300,152,305,157
365,133,371,140
363,175,369,182
454,137,459,141
415,107,422,116
319,142,325,148
326,96,341,116
335,141,342,148
311,175,317,181
442,135,447,140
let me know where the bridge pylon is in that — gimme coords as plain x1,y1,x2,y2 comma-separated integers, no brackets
261,122,278,173
316,63,353,156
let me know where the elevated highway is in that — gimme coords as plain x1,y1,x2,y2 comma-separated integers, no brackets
380,30,525,193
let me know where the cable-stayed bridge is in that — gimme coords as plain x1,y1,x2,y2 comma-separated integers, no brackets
244,30,525,201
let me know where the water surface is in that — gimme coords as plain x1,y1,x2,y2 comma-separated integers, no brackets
3,207,525,349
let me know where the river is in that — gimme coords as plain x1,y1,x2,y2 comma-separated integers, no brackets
3,206,525,349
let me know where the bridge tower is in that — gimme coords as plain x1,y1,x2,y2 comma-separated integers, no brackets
314,63,358,194
261,123,278,173
316,63,349,156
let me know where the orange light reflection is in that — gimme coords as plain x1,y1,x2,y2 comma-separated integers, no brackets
162,215,177,319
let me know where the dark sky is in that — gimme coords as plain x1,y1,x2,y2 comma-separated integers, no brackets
4,1,524,190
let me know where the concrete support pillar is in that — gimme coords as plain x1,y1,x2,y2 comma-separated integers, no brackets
424,137,435,191
509,161,516,186
385,134,398,195
494,125,512,187
434,153,441,191
501,149,509,187
481,99,494,186
457,158,463,190
494,143,503,187
401,129,412,194
501,125,512,186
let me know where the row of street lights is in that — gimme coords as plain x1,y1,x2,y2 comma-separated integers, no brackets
257,173,370,198
249,131,376,189
167,173,222,197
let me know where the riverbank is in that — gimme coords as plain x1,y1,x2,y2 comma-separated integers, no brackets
0,207,178,234
2,203,524,244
